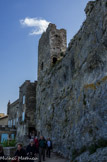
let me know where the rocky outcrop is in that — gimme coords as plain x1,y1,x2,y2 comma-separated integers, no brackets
36,0,107,161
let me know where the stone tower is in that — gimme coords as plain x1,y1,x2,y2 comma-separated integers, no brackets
38,23,67,79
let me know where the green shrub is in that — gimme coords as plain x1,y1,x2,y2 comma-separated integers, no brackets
88,144,97,154
72,146,87,160
1,140,17,147
97,138,107,148
71,138,107,160
80,146,87,154
72,149,79,160
88,138,107,155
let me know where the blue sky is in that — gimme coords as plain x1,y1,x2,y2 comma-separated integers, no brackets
0,0,91,114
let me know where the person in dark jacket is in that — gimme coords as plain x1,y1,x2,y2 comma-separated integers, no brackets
15,144,26,162
26,139,36,162
38,136,46,162
0,146,5,162
46,138,52,158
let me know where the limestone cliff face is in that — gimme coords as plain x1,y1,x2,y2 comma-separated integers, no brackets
36,0,107,161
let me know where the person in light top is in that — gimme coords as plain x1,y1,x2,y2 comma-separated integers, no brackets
46,138,52,158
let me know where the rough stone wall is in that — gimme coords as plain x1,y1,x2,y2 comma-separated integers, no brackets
38,24,67,79
25,81,37,126
36,0,107,161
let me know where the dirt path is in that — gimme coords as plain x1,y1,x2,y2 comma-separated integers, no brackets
37,152,67,162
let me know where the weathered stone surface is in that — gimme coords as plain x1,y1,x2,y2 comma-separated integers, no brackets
36,0,107,161
75,147,107,162
3,147,16,157
38,24,67,79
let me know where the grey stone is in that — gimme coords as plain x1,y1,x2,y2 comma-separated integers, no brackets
35,0,107,161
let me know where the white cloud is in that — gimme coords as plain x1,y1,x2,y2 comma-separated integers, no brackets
20,17,50,35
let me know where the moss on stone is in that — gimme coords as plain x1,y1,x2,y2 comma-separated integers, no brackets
84,83,96,90
84,76,107,91
101,76,107,82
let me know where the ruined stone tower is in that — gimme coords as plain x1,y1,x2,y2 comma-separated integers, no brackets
38,23,67,79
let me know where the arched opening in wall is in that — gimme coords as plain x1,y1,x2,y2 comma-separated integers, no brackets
41,62,43,70
52,57,57,64
29,127,37,138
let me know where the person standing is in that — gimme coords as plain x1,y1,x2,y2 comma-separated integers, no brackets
46,138,52,158
38,136,46,162
26,139,36,162
0,146,5,162
34,136,39,153
14,144,26,162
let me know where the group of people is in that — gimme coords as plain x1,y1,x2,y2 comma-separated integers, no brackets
15,135,53,162
0,136,52,162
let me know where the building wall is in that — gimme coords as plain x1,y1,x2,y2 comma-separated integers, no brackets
0,126,16,142
36,0,107,161
0,113,5,118
7,80,37,143
16,80,37,141
7,99,19,127
0,116,8,126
